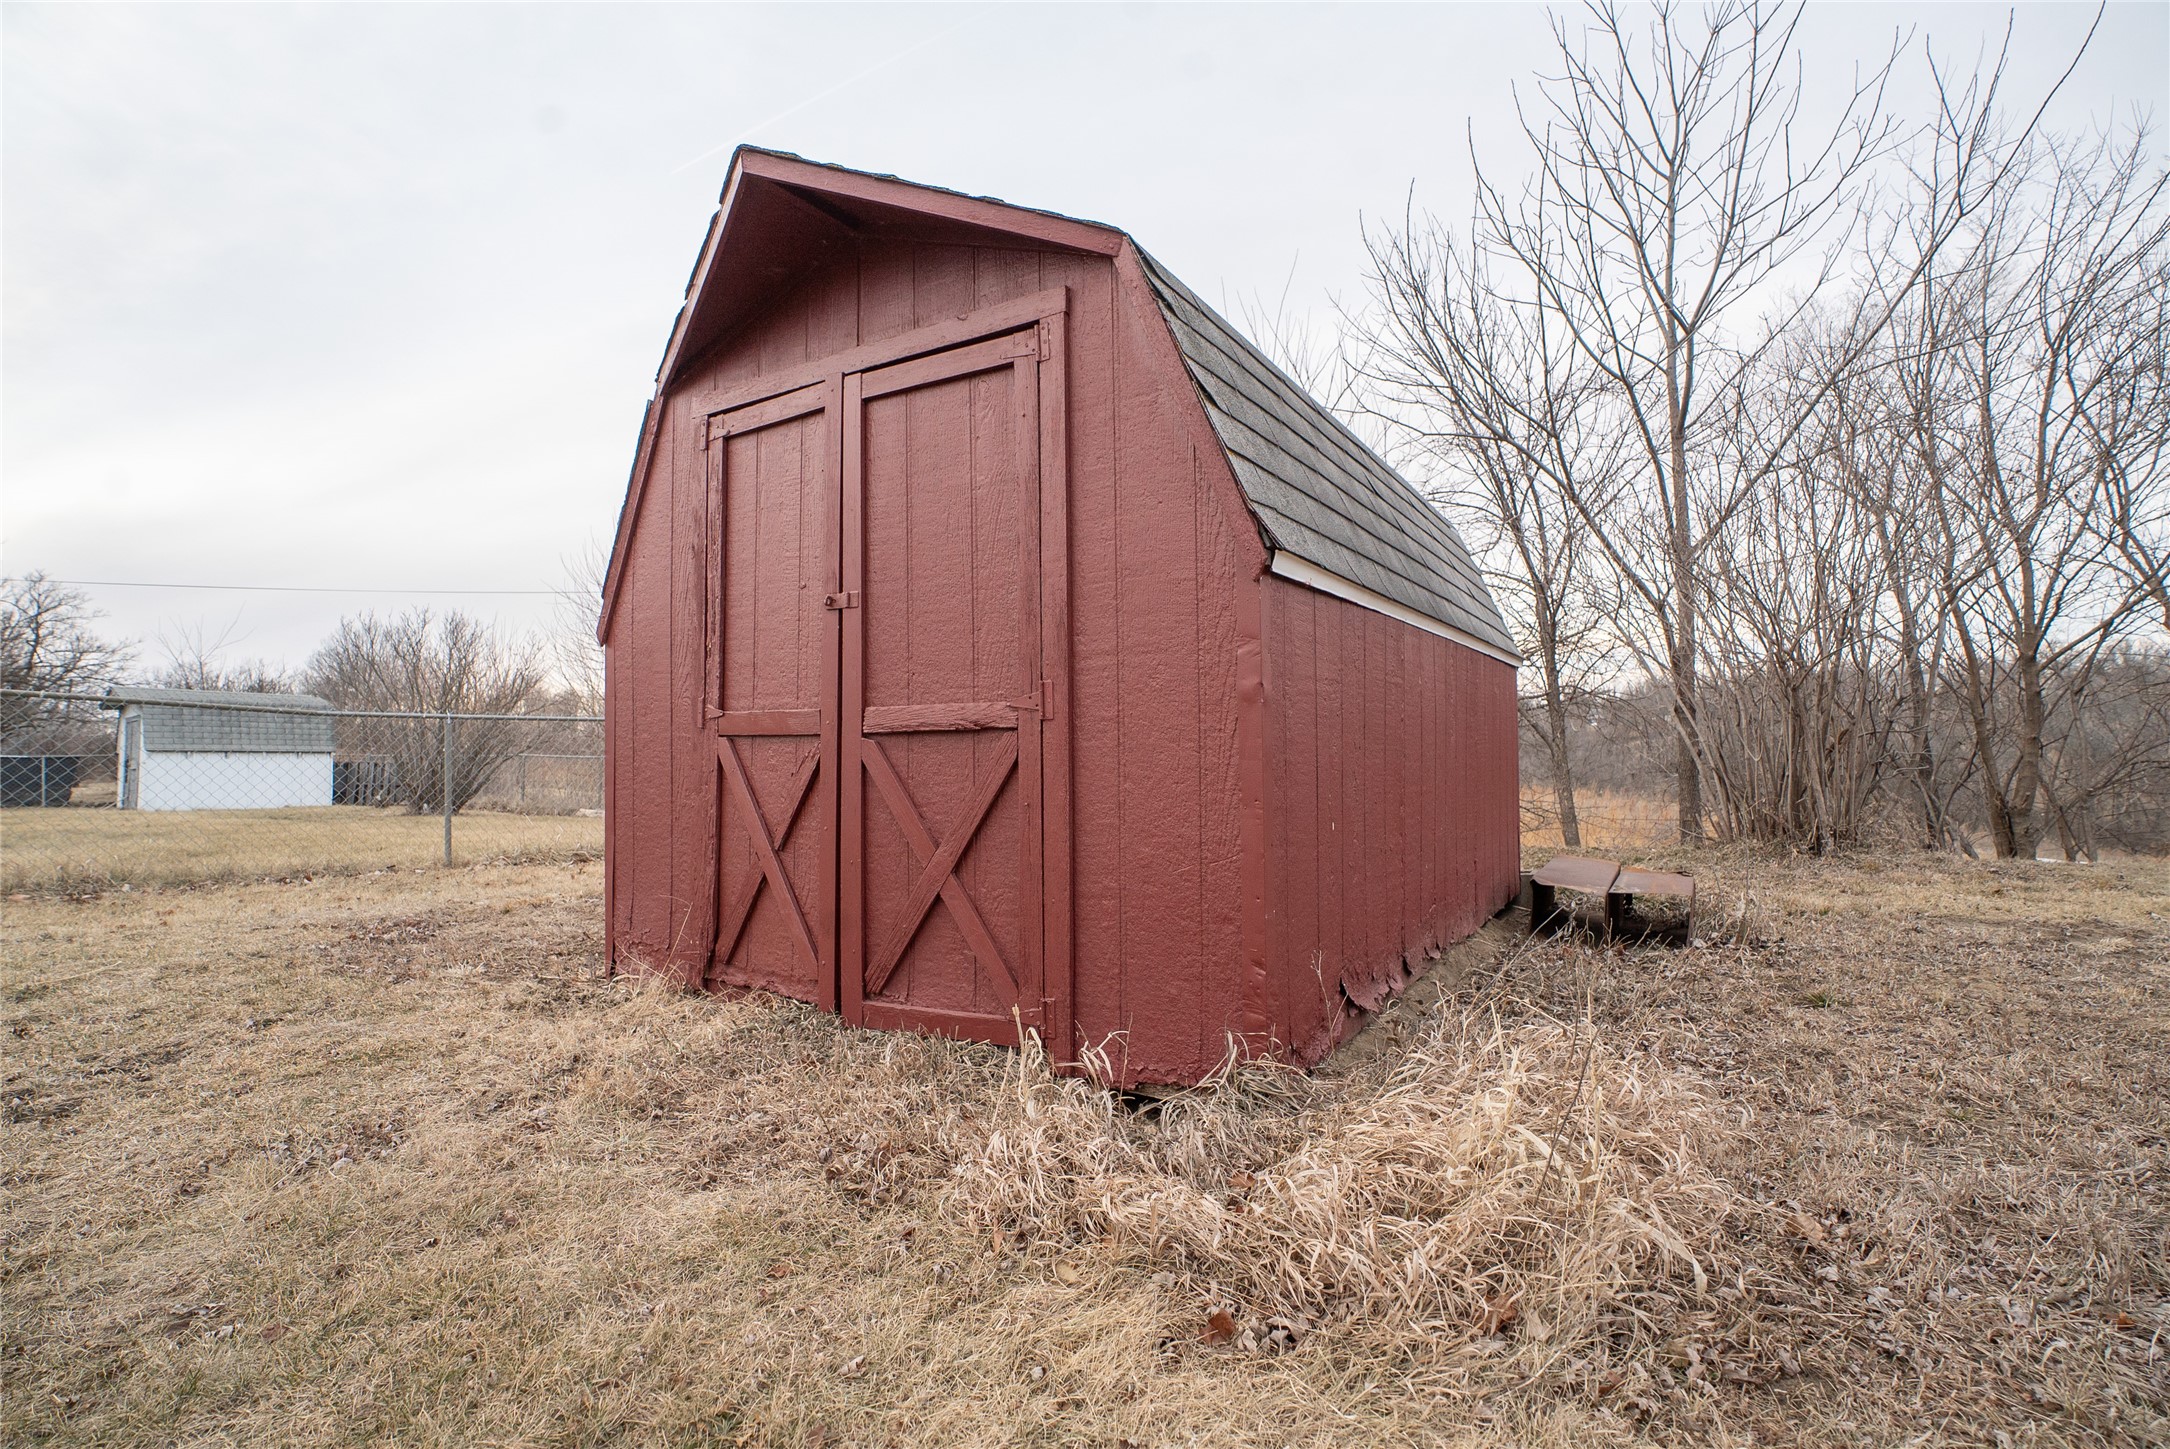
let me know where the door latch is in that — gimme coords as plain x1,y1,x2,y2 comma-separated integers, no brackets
823,590,859,610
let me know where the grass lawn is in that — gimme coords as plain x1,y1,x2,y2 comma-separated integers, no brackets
0,805,601,893
1,850,2164,1446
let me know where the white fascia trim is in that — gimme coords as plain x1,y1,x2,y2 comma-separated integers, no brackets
1268,551,1522,667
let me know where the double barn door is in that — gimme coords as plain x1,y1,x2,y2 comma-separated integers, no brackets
704,305,1070,1051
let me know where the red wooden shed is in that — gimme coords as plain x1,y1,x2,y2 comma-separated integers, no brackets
600,150,1520,1085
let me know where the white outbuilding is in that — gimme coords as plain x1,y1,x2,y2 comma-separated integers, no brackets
103,687,337,811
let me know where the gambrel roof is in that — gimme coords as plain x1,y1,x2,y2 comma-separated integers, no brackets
1134,253,1513,655
605,149,1514,658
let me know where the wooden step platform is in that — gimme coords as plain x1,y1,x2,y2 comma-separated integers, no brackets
1526,855,1695,938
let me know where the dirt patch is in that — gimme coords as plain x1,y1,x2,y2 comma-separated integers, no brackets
319,894,606,985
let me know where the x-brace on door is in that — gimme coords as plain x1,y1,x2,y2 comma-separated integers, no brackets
705,294,1072,1058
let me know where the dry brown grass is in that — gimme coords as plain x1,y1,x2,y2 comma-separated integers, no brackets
0,806,601,893
1521,789,1679,853
952,1015,1750,1394
3,851,2164,1446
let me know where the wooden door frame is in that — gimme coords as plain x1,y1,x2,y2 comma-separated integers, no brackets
1034,307,1073,1064
699,287,1073,1059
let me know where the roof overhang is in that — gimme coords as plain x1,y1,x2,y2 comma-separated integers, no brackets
601,149,1126,642
101,687,335,711
654,148,1124,394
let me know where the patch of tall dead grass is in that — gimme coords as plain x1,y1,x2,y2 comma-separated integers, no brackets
949,1007,1762,1388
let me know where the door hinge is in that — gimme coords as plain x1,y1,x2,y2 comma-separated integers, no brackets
823,590,860,610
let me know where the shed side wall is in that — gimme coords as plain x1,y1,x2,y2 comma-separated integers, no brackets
604,236,1266,1085
135,753,334,812
1261,574,1519,1066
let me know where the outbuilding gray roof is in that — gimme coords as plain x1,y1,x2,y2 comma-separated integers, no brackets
1135,251,1517,657
102,687,337,754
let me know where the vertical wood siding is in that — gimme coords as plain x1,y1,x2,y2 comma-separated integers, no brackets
603,234,1267,1085
1261,575,1520,1066
856,360,1029,1024
712,407,831,1002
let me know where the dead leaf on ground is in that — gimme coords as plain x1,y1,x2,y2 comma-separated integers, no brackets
1203,1308,1236,1345
1481,1293,1520,1335
1053,1261,1082,1286
1520,1302,1551,1342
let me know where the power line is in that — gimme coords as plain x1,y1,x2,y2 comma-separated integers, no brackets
28,578,563,597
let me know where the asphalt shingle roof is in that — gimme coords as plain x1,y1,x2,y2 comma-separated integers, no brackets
1135,251,1516,657
103,688,337,754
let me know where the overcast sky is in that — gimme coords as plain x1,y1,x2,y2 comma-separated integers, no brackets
5,2,2163,677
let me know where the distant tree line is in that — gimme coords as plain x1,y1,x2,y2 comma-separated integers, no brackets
0,573,602,817
1336,0,2167,858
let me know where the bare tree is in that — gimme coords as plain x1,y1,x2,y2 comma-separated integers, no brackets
304,609,546,814
1347,1,2104,853
152,617,293,694
1354,215,1623,846
2038,645,2170,861
1893,124,2169,858
1819,339,1975,850
0,573,131,748
1693,326,1908,849
2097,248,2170,632
551,539,608,715
1458,0,1909,842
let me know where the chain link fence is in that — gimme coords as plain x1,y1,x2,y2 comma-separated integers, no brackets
0,689,602,892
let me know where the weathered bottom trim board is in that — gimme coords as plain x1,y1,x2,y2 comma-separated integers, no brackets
859,1003,1022,1047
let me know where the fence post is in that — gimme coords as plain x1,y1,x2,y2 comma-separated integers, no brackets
442,710,454,867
